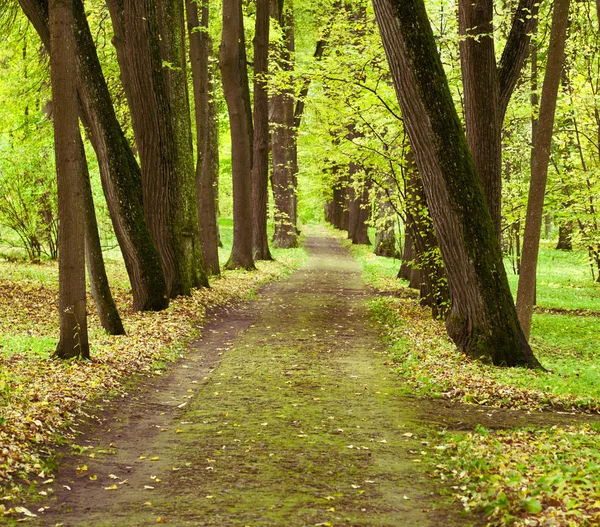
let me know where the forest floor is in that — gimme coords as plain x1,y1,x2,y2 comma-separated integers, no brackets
5,232,599,527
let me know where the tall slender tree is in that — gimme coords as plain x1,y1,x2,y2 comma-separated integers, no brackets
79,134,125,336
252,0,273,260
220,0,255,269
187,0,221,275
50,0,89,359
372,0,541,367
516,0,571,338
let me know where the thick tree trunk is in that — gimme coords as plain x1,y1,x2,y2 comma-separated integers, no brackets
158,0,208,292
458,0,501,239
107,0,207,297
373,0,540,367
220,0,255,269
252,0,273,260
187,0,220,275
331,174,349,231
458,0,538,240
79,134,125,336
516,0,571,339
270,2,298,249
50,0,89,359
19,0,168,312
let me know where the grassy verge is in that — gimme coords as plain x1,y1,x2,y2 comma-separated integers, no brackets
342,233,600,526
0,219,306,503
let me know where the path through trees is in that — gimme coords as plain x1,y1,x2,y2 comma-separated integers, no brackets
26,233,479,526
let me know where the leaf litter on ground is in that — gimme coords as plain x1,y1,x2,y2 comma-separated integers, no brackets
0,249,305,515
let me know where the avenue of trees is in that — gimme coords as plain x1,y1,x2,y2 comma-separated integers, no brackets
0,0,599,366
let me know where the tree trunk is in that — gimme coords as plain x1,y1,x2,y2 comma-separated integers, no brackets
332,173,348,230
347,183,358,240
458,0,539,240
80,134,125,336
373,0,540,367
50,0,89,359
398,230,416,282
252,0,273,260
270,1,298,249
374,187,398,258
556,222,573,250
458,0,501,239
516,0,571,339
351,174,371,245
187,0,220,275
157,0,208,292
106,0,208,297
220,0,255,269
19,0,168,312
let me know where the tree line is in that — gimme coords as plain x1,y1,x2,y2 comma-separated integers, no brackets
0,0,597,368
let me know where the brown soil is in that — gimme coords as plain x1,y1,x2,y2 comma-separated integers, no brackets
9,233,597,527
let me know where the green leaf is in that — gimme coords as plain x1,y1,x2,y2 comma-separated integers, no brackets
523,498,542,514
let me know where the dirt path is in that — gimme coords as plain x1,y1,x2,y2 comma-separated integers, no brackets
22,234,484,526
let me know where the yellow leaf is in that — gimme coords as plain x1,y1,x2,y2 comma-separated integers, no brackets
89,475,97,481
104,485,118,491
151,457,160,461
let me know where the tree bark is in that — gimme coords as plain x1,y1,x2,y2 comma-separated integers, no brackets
106,0,208,297
157,0,208,292
19,0,168,312
50,0,89,359
459,0,539,240
556,222,573,250
270,2,298,249
80,134,125,336
252,0,273,260
516,0,571,339
458,0,501,239
373,0,540,367
220,0,255,269
187,0,220,275
331,173,348,230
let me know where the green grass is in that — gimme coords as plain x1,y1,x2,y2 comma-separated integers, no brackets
505,245,600,312
343,236,600,410
343,232,600,525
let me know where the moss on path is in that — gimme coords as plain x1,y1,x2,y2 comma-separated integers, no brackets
25,234,478,527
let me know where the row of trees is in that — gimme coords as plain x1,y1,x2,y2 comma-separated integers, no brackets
1,0,307,358
2,0,598,368
309,0,597,365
